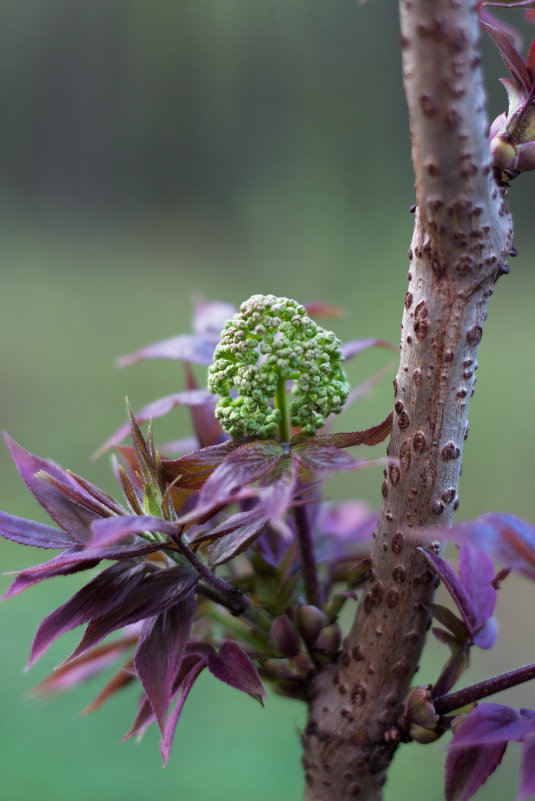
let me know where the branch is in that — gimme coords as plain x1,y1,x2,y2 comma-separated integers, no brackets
301,3,513,799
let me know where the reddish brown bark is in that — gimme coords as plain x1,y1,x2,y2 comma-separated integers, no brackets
301,2,514,798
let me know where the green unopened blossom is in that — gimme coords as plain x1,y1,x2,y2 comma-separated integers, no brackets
208,294,349,438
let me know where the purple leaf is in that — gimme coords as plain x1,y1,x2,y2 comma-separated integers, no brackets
135,593,196,734
449,704,525,746
162,441,237,490
2,538,167,601
161,660,207,765
90,515,178,548
96,390,217,456
341,338,398,360
257,457,297,523
205,509,269,566
519,730,535,801
292,441,378,473
459,543,497,631
31,638,136,699
482,21,532,94
432,646,470,698
66,566,198,661
207,641,266,703
5,435,99,543
303,300,344,318
473,616,499,650
0,511,75,550
431,514,535,580
117,334,216,367
312,411,393,449
192,299,236,341
420,549,477,637
182,440,284,522
2,549,100,600
445,741,507,801
426,603,470,642
29,561,148,665
184,364,225,448
82,661,136,714
191,507,266,548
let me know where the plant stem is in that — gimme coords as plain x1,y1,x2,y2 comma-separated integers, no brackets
275,373,290,443
173,534,272,632
434,662,535,716
294,503,323,608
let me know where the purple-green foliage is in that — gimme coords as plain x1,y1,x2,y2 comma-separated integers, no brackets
3,295,535,799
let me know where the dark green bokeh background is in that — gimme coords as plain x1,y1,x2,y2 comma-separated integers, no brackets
1,2,535,799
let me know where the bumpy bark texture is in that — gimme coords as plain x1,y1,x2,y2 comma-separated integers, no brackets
301,2,514,799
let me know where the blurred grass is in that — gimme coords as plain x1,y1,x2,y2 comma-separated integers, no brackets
1,1,535,799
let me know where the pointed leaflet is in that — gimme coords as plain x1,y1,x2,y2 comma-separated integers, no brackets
118,334,216,367
67,566,198,661
205,509,269,566
445,742,507,801
426,603,470,643
458,543,498,649
95,389,217,457
29,561,148,665
207,641,266,703
124,647,213,742
2,550,101,600
204,457,296,565
135,593,196,734
426,513,535,579
161,441,236,490
311,411,393,449
420,549,478,637
192,299,236,341
83,662,136,714
31,638,137,698
184,364,225,448
182,440,284,522
5,435,100,543
482,21,532,94
519,730,535,801
341,338,398,360
0,511,75,550
2,538,166,601
89,515,179,548
292,440,380,473
459,543,497,627
161,660,207,765
191,507,266,548
449,704,526,747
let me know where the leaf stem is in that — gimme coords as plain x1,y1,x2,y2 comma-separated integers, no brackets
172,534,272,633
294,503,323,608
275,373,290,443
433,662,535,715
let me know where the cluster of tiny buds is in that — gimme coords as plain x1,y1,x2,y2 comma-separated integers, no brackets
208,294,349,438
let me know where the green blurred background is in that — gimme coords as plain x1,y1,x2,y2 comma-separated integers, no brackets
1,2,535,799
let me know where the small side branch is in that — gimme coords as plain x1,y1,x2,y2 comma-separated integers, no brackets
294,504,323,608
434,663,535,716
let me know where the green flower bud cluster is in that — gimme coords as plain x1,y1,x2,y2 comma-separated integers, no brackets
208,294,349,438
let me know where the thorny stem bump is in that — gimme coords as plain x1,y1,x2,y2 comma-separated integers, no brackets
434,662,535,716
294,503,323,608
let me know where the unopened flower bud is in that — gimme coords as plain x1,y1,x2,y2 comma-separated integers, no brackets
269,615,301,657
313,623,342,656
402,686,444,745
295,605,329,646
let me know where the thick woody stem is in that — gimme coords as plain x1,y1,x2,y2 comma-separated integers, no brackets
301,2,513,799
